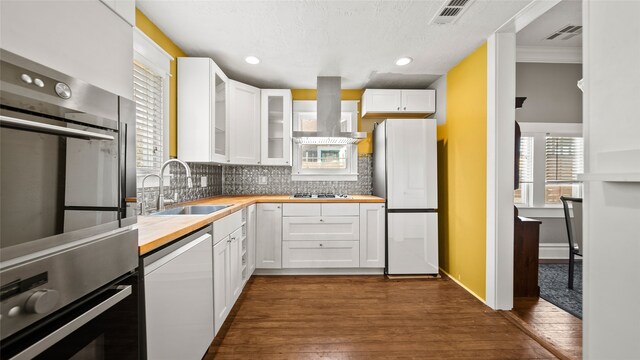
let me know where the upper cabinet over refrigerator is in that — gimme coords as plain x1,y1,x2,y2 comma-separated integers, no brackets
178,57,228,163
362,89,435,119
386,119,438,210
261,89,292,166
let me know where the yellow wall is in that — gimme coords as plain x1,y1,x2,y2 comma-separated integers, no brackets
135,9,186,158
438,43,487,300
291,89,373,154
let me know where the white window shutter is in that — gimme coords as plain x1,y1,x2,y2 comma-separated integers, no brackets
133,61,164,175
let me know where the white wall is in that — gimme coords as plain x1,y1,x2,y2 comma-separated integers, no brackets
582,1,640,358
0,0,133,99
429,75,447,125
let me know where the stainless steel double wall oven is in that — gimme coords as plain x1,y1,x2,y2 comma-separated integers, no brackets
0,50,140,359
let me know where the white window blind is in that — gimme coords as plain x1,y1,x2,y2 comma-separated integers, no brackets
544,136,584,203
515,136,534,205
519,137,534,184
134,61,164,175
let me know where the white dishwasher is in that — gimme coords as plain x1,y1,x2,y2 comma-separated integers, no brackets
143,226,214,360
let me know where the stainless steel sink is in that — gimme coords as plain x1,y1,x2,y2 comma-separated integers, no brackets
151,205,231,216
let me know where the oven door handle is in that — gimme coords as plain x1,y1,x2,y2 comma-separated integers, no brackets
0,115,115,141
10,285,132,360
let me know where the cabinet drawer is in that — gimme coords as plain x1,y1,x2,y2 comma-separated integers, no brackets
283,241,359,268
321,203,359,216
282,203,321,216
283,217,359,241
213,210,243,244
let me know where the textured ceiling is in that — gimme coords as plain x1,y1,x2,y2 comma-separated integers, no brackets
137,0,532,89
517,0,582,47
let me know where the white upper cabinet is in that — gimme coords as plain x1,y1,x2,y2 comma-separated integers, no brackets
261,89,292,166
401,90,435,112
362,89,435,118
100,0,135,26
177,57,229,163
363,90,402,112
229,80,261,164
0,1,133,99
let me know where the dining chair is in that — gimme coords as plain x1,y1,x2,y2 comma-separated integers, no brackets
560,196,583,289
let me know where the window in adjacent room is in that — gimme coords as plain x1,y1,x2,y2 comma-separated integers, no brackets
514,136,534,206
544,136,584,204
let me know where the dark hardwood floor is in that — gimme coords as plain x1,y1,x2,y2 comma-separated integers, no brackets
508,298,582,360
204,276,557,359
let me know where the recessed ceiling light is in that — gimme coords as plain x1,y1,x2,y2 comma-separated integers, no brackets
245,56,260,65
395,57,413,66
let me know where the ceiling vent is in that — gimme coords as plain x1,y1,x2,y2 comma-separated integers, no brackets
431,0,474,25
545,25,583,41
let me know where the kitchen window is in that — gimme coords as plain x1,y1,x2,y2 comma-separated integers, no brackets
514,123,583,209
133,29,172,182
292,101,359,181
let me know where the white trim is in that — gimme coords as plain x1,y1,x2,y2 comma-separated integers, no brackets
517,206,564,218
133,30,171,166
519,122,583,135
516,46,582,64
291,174,358,182
254,268,384,276
133,28,173,75
441,269,485,304
539,243,576,260
497,0,562,33
486,32,516,311
486,0,563,311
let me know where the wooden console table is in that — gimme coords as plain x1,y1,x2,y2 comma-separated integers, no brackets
514,216,542,298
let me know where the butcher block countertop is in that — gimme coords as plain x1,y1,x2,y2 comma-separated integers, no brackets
136,195,384,256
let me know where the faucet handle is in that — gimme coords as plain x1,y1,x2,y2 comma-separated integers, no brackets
187,176,194,188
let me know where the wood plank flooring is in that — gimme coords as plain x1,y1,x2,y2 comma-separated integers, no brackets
205,276,557,359
509,298,582,360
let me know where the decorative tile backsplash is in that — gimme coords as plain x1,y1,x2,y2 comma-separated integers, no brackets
223,154,373,195
136,162,223,214
137,155,374,213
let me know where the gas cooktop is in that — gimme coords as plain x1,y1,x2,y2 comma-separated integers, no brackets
290,193,352,199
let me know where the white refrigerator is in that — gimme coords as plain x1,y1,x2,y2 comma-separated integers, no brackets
373,119,439,275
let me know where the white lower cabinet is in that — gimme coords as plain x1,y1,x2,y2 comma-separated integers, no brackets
283,241,360,268
213,236,231,335
256,203,282,269
283,217,359,241
247,204,257,275
229,227,243,303
145,232,214,360
359,203,386,268
213,209,248,335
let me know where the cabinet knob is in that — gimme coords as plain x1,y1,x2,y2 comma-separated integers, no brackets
319,243,323,247
227,160,230,162
258,161,261,164
397,107,400,110
319,219,324,222
404,107,406,110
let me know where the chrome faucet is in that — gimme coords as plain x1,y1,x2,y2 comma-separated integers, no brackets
157,159,193,211
139,173,160,215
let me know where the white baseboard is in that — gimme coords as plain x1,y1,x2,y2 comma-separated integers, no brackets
539,243,583,260
254,268,384,276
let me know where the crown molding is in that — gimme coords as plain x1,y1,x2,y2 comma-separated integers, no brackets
516,46,582,64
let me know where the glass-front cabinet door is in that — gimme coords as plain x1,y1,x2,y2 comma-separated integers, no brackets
211,62,228,163
261,89,292,166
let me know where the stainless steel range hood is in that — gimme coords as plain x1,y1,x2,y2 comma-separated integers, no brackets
292,76,366,144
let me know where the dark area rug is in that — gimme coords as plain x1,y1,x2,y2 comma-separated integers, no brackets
539,260,582,319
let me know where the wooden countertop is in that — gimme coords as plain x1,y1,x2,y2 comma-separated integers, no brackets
136,195,384,256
